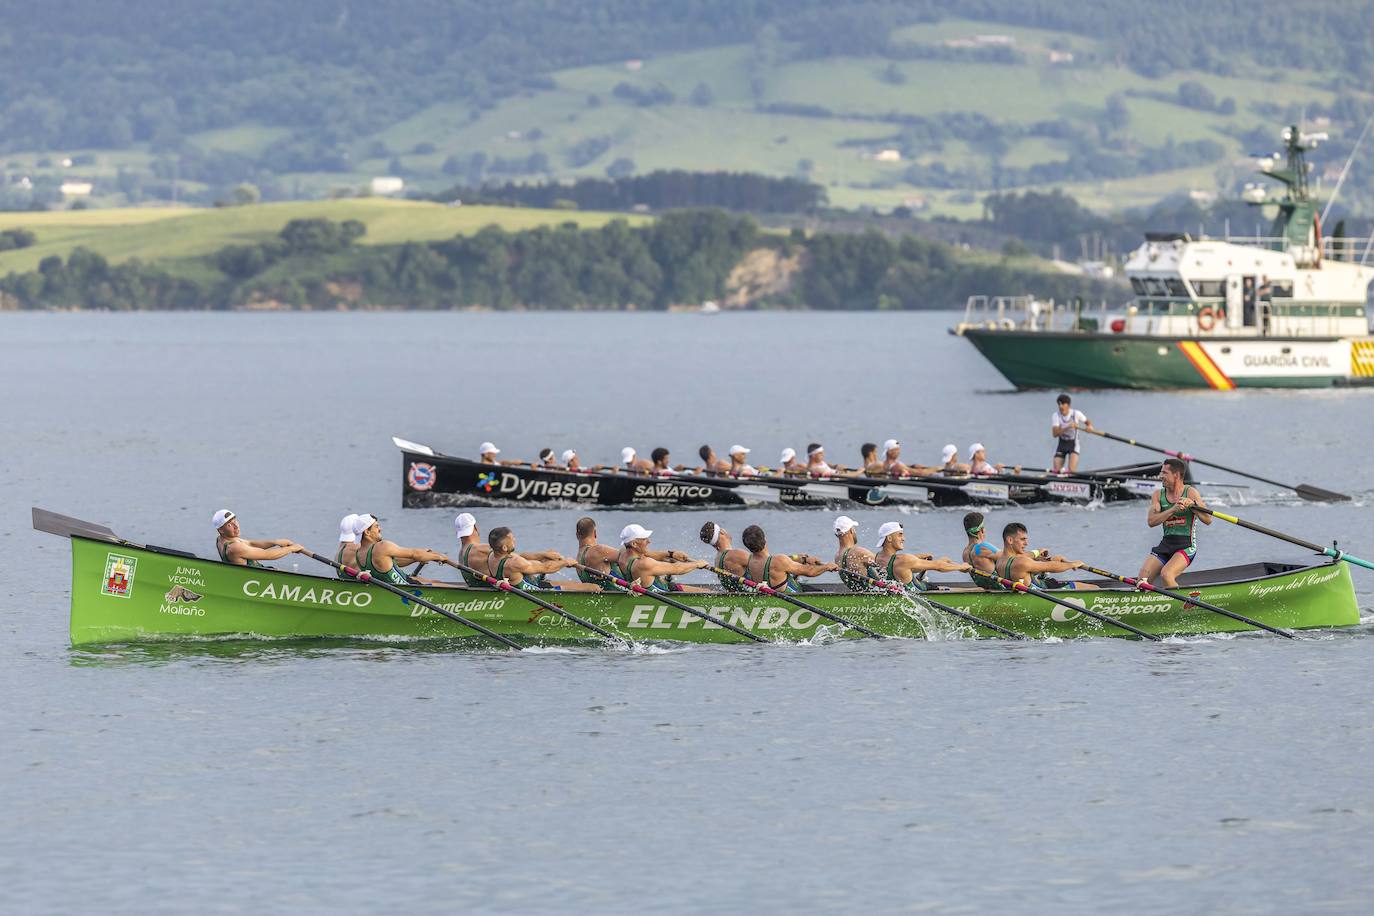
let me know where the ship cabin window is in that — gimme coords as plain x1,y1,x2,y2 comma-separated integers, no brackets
1164,278,1188,297
1269,280,1293,298
1144,277,1168,296
1192,279,1225,298
1130,277,1146,295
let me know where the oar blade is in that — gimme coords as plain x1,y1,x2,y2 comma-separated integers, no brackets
32,507,122,542
1295,484,1351,503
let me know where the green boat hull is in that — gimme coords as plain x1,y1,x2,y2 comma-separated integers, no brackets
69,537,1360,646
961,329,1359,390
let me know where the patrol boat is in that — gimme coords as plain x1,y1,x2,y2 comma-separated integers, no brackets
955,125,1374,389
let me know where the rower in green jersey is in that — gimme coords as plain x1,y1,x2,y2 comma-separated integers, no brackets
484,526,590,592
616,523,710,592
871,520,970,593
355,515,449,587
212,509,304,568
993,522,1098,591
1139,456,1211,588
698,522,750,592
571,516,629,591
454,512,568,588
742,524,836,593
832,515,881,591
333,513,360,579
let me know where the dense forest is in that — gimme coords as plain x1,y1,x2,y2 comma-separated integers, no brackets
431,171,826,214
0,212,1115,312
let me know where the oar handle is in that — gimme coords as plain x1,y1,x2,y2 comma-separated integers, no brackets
301,550,522,650
983,572,1161,641
443,559,625,643
1081,564,1295,639
847,568,1026,640
704,565,885,639
572,563,767,643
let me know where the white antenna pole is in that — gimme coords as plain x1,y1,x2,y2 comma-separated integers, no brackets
1320,113,1374,226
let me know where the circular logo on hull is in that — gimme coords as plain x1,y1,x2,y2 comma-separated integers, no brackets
407,462,437,491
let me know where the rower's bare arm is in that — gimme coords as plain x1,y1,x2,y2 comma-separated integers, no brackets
231,542,302,562
521,555,573,575
648,549,689,562
389,544,448,564
779,555,837,578
247,538,293,548
904,555,971,574
1024,557,1083,574
519,550,561,561
637,557,709,578
1185,488,1214,524
1145,492,1171,527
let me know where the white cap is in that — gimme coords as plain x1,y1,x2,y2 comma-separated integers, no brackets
339,513,359,542
621,447,636,464
882,438,900,453
780,447,797,463
353,514,377,535
807,444,824,456
479,441,500,456
453,512,477,537
620,523,653,545
834,515,858,536
212,509,235,530
941,444,958,463
560,449,576,463
969,442,985,459
876,521,903,547
729,444,750,457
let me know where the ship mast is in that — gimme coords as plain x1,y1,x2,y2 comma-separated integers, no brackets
1251,124,1326,265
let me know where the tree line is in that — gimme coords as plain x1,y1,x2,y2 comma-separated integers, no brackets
431,171,826,214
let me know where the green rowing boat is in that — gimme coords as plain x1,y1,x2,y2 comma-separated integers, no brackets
41,510,1360,645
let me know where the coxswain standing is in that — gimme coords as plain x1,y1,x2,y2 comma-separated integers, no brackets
213,509,304,568
1051,394,1092,474
1139,457,1211,588
616,523,709,592
727,445,757,477
832,515,880,591
741,524,836,593
872,521,969,592
484,527,596,592
991,522,1096,591
355,515,449,586
699,521,751,591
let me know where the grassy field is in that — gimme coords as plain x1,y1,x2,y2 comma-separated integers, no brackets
0,199,649,274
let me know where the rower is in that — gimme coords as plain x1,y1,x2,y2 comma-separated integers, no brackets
335,512,360,578
1139,457,1211,588
478,442,503,465
698,445,731,475
742,524,836,592
860,443,884,476
960,511,1001,587
561,449,581,471
455,512,563,588
832,515,880,591
880,439,930,477
537,447,557,469
992,522,1097,591
872,521,969,592
700,522,751,591
727,444,757,477
485,527,596,592
968,443,1006,476
806,443,836,476
779,447,806,474
212,509,304,568
573,517,628,590
621,447,654,475
940,444,969,475
650,447,680,475
356,515,448,586
616,523,709,592
1051,394,1092,474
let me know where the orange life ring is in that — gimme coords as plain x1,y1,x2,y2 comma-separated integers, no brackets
1197,305,1216,331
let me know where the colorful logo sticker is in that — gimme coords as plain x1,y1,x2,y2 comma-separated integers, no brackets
476,472,497,493
407,461,437,491
102,553,138,598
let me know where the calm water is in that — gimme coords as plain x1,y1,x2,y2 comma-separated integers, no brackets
3,312,1373,913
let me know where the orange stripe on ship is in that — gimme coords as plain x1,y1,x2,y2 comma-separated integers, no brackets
1177,341,1234,390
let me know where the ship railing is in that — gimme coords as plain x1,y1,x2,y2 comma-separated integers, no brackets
954,296,1112,334
1199,234,1374,264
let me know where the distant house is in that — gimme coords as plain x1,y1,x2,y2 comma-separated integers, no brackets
370,176,404,195
60,180,93,196
874,149,902,163
1048,50,1074,64
625,59,643,71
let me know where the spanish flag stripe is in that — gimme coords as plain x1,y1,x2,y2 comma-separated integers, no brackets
1177,341,1234,390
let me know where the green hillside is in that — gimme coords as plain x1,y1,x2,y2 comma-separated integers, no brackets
0,200,648,275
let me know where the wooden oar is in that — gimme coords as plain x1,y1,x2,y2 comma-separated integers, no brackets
703,565,886,639
1193,507,1374,572
444,559,628,644
1080,564,1295,639
979,571,1162,641
572,563,768,643
1082,427,1349,502
302,550,523,650
843,568,1027,639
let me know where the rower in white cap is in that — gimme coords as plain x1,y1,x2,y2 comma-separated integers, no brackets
778,447,806,474
616,523,709,592
478,442,503,465
880,439,933,478
560,449,581,471
967,443,1006,476
939,444,969,475
354,515,449,586
873,521,970,593
832,515,880,591
454,512,562,587
621,447,654,475
727,445,757,477
742,524,836,592
213,509,304,568
334,513,360,578
699,521,750,591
